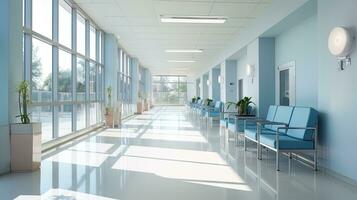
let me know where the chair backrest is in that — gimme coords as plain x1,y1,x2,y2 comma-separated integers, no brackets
214,101,222,110
264,105,278,130
287,107,318,140
269,106,294,132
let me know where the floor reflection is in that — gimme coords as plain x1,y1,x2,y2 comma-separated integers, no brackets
1,106,357,200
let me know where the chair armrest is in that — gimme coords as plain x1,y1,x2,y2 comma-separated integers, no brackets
221,111,238,114
277,127,317,131
257,121,288,127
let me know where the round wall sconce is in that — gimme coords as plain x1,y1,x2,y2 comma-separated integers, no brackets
218,75,223,84
246,64,255,83
206,79,210,86
328,26,354,70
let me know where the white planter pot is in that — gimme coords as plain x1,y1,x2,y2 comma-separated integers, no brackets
10,122,42,172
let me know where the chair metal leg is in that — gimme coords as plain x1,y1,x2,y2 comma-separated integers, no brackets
276,150,280,171
244,136,247,151
314,149,318,171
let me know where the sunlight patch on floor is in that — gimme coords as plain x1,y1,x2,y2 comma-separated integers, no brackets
68,142,114,154
14,189,118,200
112,156,251,191
96,131,140,138
140,133,207,143
44,149,108,167
124,146,226,165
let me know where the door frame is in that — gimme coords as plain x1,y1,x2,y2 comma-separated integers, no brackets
277,61,296,106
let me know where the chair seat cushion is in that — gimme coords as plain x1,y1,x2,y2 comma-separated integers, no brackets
220,118,234,127
244,128,277,140
228,120,245,132
207,111,219,117
260,134,314,150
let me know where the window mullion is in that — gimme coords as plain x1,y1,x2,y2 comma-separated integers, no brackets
72,7,77,131
52,0,59,138
85,19,90,127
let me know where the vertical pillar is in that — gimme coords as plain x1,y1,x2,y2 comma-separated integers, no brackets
0,0,22,174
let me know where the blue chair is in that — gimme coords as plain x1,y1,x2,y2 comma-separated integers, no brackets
204,101,223,126
194,99,203,115
257,106,318,171
226,106,256,145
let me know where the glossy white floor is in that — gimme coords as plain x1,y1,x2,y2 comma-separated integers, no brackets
1,106,357,200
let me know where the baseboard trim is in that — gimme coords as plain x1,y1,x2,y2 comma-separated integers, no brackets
42,123,104,152
319,166,357,187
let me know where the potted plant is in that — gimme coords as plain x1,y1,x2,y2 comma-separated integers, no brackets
143,92,149,111
104,86,113,127
10,81,41,172
136,91,143,114
204,98,213,106
226,96,255,115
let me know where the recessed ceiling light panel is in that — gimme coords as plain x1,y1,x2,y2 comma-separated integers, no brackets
165,49,203,53
168,60,196,63
161,15,227,24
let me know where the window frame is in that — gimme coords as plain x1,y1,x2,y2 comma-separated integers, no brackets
23,0,105,143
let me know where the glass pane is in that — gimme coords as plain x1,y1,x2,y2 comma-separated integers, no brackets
58,105,72,137
98,66,103,101
89,62,97,101
90,103,97,125
58,50,72,101
179,76,187,82
99,32,102,63
76,104,86,130
31,106,53,143
90,25,96,60
32,0,52,38
167,76,178,82
77,14,85,55
58,0,72,48
279,69,290,106
76,57,85,101
32,38,52,102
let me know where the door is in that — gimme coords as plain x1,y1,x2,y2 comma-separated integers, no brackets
238,79,243,100
278,61,295,106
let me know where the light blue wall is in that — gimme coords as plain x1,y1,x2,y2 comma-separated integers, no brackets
202,74,209,99
225,60,238,103
258,38,276,118
211,68,221,101
245,39,275,117
104,34,119,105
0,0,10,174
275,15,318,108
131,58,140,104
317,0,357,182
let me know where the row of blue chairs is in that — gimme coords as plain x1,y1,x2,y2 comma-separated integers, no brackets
189,101,318,171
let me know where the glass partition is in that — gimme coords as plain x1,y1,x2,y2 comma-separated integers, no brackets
152,75,187,105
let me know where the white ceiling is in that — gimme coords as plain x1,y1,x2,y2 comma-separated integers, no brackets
74,0,273,75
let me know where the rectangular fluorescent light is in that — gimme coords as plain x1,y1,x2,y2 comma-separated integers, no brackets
168,60,196,63
161,15,227,24
165,49,203,53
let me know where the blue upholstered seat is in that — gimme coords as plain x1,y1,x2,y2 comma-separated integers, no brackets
244,105,278,140
220,117,234,127
228,120,245,132
269,106,294,132
285,107,318,140
206,101,223,118
245,127,281,140
260,134,314,149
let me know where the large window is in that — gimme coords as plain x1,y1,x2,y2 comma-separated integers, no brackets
24,0,105,143
117,50,133,117
153,75,187,105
